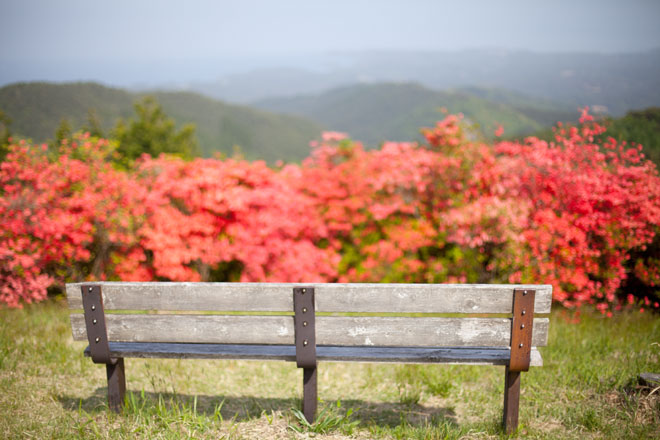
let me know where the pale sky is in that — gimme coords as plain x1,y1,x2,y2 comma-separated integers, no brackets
1,0,660,85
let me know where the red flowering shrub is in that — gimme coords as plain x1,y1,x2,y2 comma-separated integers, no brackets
1,110,659,312
0,134,145,307
132,156,337,282
283,122,494,284
0,137,338,306
286,111,660,310
493,110,660,309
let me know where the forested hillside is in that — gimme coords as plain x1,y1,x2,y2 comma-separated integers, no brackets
256,83,579,146
0,82,323,162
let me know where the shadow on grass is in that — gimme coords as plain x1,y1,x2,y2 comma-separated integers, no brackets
57,388,457,428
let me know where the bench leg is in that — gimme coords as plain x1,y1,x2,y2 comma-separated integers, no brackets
106,358,126,412
502,367,521,433
302,367,317,423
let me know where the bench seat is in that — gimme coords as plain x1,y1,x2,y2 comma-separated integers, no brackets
85,342,544,365
67,281,551,433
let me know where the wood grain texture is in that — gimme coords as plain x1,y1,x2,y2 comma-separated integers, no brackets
66,282,552,314
70,314,549,347
83,342,543,366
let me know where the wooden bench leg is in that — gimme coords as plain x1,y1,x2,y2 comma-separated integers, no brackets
502,366,521,433
106,358,126,412
302,367,317,423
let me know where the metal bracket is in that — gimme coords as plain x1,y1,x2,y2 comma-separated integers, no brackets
81,285,116,365
293,286,317,423
509,289,535,372
293,287,316,368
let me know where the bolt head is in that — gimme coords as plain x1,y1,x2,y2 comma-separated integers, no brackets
303,340,308,346
519,343,523,348
88,287,93,292
521,310,526,315
301,288,306,294
93,319,97,325
95,337,100,343
303,321,308,327
91,305,96,311
302,307,307,313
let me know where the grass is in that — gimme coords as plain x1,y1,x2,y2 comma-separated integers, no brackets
1,297,659,439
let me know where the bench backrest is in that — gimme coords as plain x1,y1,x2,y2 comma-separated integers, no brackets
67,282,551,349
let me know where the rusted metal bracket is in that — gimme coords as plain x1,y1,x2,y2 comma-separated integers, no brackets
509,288,535,372
81,285,116,365
293,287,317,423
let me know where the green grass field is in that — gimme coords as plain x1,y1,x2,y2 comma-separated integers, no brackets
1,298,658,439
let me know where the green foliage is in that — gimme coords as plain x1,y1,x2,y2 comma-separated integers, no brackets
82,109,104,138
0,109,10,160
52,118,73,148
112,96,199,163
602,107,660,166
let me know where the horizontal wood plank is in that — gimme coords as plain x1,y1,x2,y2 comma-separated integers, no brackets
83,342,543,366
66,282,552,314
70,314,549,347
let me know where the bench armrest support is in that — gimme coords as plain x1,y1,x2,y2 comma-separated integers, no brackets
293,287,316,368
294,286,318,423
81,285,117,365
509,289,535,372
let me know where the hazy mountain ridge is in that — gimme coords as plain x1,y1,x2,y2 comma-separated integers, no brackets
255,82,579,145
191,49,660,116
0,82,323,162
2,78,655,163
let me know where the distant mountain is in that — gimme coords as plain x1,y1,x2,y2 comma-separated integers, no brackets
0,82,323,162
458,86,585,128
192,49,660,116
191,67,354,105
255,82,579,145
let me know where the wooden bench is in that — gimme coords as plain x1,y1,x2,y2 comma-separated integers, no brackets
66,282,551,433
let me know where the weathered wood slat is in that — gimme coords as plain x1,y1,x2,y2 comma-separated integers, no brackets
66,282,552,314
83,342,543,366
70,314,549,347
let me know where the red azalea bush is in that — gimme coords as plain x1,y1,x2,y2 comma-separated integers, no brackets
1,110,659,312
0,137,338,307
0,134,145,306
131,155,338,282
285,111,660,310
491,110,660,310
